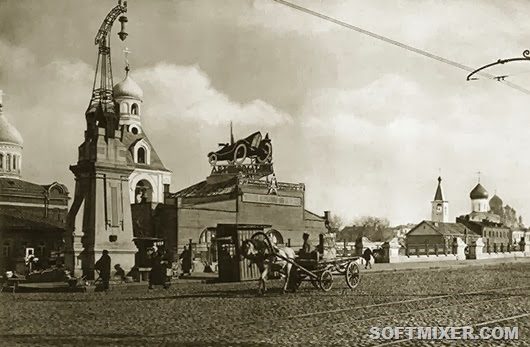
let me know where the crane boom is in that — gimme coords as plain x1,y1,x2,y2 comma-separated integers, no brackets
85,0,128,139
95,2,127,47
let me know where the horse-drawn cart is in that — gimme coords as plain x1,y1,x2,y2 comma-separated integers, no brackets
249,232,361,292
291,256,361,292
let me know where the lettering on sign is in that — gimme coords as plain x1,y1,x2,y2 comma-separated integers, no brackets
242,193,301,206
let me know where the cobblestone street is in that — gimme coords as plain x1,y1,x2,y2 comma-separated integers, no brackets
1,263,529,346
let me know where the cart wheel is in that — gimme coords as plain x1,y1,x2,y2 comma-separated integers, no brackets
345,261,360,289
319,270,333,292
250,232,274,254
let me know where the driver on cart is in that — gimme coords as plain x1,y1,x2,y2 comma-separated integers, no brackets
299,233,312,258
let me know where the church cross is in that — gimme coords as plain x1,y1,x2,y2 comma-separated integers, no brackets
476,171,481,183
123,47,132,72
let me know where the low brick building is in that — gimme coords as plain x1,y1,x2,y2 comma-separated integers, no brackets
405,220,476,255
161,173,327,262
0,94,69,273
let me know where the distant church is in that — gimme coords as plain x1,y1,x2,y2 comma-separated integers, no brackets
407,175,515,252
0,91,70,273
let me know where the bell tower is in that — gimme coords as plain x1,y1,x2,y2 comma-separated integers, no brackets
65,0,136,279
431,176,449,223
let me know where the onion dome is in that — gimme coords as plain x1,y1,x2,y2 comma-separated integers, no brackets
470,183,488,200
0,112,23,146
113,72,143,101
489,194,503,207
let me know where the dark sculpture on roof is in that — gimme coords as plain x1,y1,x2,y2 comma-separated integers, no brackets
208,131,272,166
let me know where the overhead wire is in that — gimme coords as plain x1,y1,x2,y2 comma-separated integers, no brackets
271,0,530,96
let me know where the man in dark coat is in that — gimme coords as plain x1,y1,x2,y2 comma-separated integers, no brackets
95,250,111,290
179,246,192,276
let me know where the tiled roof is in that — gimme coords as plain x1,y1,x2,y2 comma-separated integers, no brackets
423,221,470,236
0,207,65,230
170,177,238,199
304,209,324,221
0,178,48,195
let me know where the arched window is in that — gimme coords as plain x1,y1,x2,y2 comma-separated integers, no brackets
137,147,146,164
0,153,3,170
131,103,139,115
12,155,16,170
135,180,153,203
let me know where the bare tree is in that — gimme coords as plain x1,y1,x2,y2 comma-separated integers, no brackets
327,213,345,232
352,216,390,241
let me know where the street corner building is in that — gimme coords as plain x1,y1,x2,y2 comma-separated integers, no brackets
0,92,70,273
135,128,329,268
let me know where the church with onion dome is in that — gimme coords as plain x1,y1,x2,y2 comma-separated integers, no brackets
407,175,520,253
0,91,70,273
113,67,172,205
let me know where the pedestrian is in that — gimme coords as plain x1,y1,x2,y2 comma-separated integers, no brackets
149,250,162,289
362,247,373,270
299,233,312,258
95,250,111,291
179,246,192,276
114,264,126,282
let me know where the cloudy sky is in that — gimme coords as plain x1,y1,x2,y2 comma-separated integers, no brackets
2,0,530,226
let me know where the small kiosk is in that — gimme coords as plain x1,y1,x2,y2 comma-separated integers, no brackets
216,224,271,282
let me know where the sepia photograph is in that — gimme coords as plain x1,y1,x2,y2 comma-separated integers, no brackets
0,0,529,345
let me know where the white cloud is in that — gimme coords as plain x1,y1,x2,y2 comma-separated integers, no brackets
134,63,292,126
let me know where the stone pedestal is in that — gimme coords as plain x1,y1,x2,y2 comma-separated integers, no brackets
67,131,137,280
468,238,484,260
381,238,401,263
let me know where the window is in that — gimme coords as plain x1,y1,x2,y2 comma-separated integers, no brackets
131,103,139,115
111,186,119,226
0,153,3,169
13,155,16,170
129,125,140,135
2,242,10,257
137,147,146,164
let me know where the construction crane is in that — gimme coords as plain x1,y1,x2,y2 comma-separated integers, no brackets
86,0,128,138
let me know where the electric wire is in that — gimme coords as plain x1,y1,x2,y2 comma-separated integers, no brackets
271,0,530,96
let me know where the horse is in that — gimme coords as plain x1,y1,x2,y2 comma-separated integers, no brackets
240,238,296,295
355,255,375,269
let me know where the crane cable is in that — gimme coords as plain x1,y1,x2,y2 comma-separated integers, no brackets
271,0,530,96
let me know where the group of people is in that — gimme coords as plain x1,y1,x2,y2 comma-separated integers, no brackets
94,248,173,291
